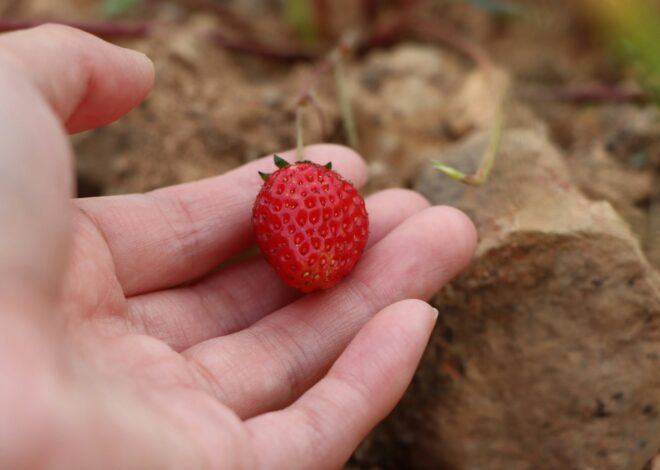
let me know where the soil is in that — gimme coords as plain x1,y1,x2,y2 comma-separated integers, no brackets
4,0,660,467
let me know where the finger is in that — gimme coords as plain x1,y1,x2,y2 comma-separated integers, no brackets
126,189,430,351
246,299,438,469
184,206,477,418
0,25,151,301
0,24,154,133
77,144,368,296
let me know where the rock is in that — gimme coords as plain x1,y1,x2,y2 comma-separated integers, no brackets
356,129,660,469
597,105,660,170
562,104,660,269
566,142,653,245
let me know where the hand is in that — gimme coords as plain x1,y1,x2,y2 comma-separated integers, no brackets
0,25,476,469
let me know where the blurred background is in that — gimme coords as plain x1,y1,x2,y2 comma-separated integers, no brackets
2,0,660,468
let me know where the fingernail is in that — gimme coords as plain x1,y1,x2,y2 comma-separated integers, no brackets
124,48,155,72
431,307,439,321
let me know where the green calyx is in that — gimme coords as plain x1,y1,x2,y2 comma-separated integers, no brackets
258,156,332,182
258,155,288,182
274,154,290,169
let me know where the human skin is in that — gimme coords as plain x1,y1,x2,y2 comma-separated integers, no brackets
0,25,477,469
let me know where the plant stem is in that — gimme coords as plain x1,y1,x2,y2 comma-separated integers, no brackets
296,106,305,161
334,52,359,148
212,30,317,62
363,11,410,50
432,99,505,186
413,17,494,71
293,34,359,146
554,84,646,103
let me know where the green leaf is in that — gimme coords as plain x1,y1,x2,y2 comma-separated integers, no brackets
431,101,505,186
324,162,332,170
431,161,469,182
104,0,138,17
258,171,271,182
274,155,290,169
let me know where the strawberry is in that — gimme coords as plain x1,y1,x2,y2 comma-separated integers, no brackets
252,155,369,293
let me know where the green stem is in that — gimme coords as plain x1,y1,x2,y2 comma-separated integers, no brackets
334,55,359,148
296,106,305,161
432,102,505,186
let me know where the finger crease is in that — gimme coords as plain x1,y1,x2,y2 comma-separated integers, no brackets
186,356,231,404
192,281,242,337
148,194,202,279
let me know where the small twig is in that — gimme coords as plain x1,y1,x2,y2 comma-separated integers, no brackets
205,1,490,74
295,106,305,161
0,18,150,38
199,0,324,62
432,96,506,186
334,46,359,148
290,55,335,154
413,17,494,71
292,34,360,149
211,30,317,62
359,0,420,52
412,5,504,186
294,95,327,160
553,84,646,104
296,55,337,102
362,10,410,50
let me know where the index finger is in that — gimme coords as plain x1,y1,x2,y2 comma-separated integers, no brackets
0,24,154,133
0,24,155,300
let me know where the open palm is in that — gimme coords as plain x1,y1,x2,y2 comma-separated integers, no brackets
0,25,476,469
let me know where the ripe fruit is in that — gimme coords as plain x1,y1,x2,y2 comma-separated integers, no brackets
253,155,369,293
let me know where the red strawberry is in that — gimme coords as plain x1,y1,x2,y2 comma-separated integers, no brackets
252,155,369,293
